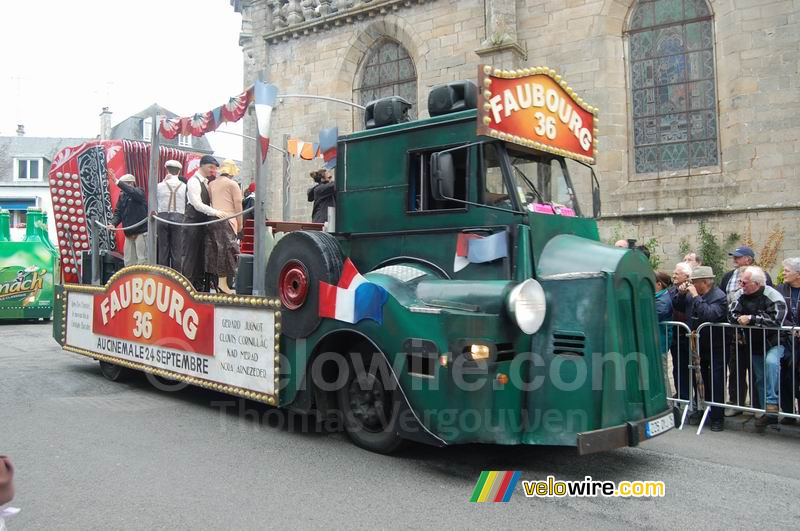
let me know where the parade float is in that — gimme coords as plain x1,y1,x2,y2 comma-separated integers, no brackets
52,66,673,455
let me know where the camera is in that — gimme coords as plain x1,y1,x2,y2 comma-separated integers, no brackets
310,169,324,184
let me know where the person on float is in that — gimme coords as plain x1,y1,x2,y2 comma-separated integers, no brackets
156,160,186,269
240,182,256,239
107,173,148,265
180,155,227,291
307,168,335,224
206,159,243,294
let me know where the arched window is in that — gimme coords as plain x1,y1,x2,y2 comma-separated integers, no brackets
626,0,718,176
354,39,417,119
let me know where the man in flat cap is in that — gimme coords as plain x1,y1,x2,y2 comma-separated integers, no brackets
673,265,728,431
156,160,186,269
107,173,148,266
180,155,227,291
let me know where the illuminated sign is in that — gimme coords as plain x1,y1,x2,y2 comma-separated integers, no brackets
477,65,598,164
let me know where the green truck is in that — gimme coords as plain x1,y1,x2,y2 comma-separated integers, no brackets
54,69,673,455
0,208,57,321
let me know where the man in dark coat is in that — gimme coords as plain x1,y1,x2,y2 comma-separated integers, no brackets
180,156,226,291
107,173,148,266
307,169,335,224
729,266,789,429
669,262,694,403
720,246,773,416
673,266,728,431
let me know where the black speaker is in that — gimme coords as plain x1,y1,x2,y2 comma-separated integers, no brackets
80,250,124,284
364,96,412,129
428,80,478,117
236,253,254,295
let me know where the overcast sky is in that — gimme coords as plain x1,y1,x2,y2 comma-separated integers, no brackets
0,0,245,160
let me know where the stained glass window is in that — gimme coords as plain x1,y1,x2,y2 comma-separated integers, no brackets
354,39,417,120
627,0,718,175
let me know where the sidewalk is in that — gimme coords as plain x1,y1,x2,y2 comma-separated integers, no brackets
722,412,800,438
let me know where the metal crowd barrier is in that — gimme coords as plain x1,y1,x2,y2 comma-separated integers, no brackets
660,321,696,430
693,322,798,433
661,321,799,434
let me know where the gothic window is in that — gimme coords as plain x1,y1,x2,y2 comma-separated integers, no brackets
355,39,417,119
626,0,719,175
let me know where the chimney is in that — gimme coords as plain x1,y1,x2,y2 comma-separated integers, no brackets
99,107,112,140
15,124,24,136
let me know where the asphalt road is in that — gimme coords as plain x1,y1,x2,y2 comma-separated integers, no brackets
2,322,800,530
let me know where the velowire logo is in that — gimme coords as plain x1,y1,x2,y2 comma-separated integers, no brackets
469,471,521,502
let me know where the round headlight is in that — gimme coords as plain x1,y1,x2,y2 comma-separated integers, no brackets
506,279,546,334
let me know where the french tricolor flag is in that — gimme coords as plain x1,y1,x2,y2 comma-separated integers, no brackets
319,259,388,325
319,126,338,170
254,81,278,162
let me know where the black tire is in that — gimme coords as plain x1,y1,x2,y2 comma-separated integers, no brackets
336,351,405,454
99,360,133,382
265,231,343,339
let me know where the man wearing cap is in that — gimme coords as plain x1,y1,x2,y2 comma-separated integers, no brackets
720,246,772,416
207,159,243,294
180,155,227,291
729,266,789,429
721,247,773,297
673,265,728,430
156,160,186,269
107,173,148,265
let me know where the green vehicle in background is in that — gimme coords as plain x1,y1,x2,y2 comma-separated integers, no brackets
53,67,673,455
0,208,57,321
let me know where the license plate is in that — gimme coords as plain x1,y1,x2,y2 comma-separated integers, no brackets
645,412,675,438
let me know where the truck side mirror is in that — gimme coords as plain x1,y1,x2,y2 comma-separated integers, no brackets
430,152,455,201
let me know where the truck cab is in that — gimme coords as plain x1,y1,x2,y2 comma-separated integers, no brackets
271,81,672,454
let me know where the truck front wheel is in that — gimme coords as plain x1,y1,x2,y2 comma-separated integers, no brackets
337,352,405,454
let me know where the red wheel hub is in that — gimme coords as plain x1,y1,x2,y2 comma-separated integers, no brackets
278,260,309,310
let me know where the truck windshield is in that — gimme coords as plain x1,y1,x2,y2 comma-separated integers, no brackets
508,148,580,216
481,143,582,215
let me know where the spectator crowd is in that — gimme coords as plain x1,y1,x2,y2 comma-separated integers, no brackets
646,244,800,432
